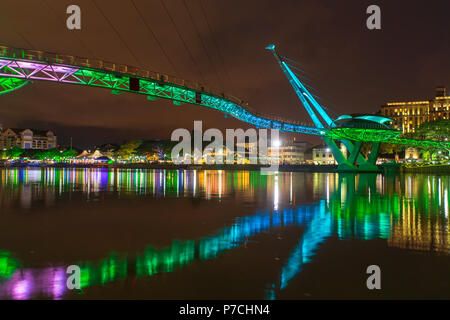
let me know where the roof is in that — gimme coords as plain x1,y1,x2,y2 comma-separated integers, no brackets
2,128,55,136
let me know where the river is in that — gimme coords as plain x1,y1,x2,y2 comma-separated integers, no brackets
0,168,448,299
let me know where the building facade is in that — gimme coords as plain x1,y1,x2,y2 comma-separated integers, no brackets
268,139,312,164
0,127,57,150
312,143,348,165
380,86,450,134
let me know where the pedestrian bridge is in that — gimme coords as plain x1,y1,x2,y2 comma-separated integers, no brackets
0,45,319,135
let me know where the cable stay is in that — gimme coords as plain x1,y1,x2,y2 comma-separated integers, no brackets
284,62,311,77
0,13,35,49
41,0,96,58
280,55,310,71
130,0,180,77
159,0,205,83
291,70,311,82
198,0,236,94
182,0,223,88
92,0,142,67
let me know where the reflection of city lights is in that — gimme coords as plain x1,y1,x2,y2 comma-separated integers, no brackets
274,174,279,211
444,186,448,218
0,170,449,299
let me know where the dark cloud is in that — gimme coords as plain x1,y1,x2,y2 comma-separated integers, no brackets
1,0,449,148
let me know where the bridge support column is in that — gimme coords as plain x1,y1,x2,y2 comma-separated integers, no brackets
324,138,381,172
347,141,362,165
341,140,370,168
323,137,357,171
368,142,380,165
358,142,380,171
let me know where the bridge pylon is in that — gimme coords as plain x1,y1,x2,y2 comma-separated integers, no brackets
266,44,382,172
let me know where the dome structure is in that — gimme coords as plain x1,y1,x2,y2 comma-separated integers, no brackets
329,114,402,142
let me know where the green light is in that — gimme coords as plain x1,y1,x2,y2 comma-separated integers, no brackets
0,251,19,279
0,77,29,96
328,127,402,142
353,115,394,124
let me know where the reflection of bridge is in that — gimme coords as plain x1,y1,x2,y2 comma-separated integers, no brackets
1,45,449,171
1,170,447,299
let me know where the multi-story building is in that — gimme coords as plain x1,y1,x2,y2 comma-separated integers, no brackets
0,126,57,150
312,143,348,165
380,86,450,134
268,138,312,164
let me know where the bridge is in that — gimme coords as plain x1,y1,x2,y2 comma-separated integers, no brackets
1,45,448,171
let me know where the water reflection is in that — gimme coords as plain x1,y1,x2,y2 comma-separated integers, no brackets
0,168,448,299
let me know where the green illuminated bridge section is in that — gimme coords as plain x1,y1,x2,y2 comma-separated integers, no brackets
0,45,448,149
0,45,318,135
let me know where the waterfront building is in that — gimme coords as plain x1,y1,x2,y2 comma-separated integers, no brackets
0,126,57,150
380,86,450,134
312,143,347,165
405,147,420,160
268,138,312,164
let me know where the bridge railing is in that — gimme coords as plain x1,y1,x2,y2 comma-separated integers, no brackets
0,45,316,128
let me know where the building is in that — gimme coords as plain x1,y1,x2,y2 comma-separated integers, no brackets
0,126,57,150
268,138,312,164
312,143,347,165
380,86,450,134
405,147,420,161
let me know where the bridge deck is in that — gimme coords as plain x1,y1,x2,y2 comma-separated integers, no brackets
0,45,320,135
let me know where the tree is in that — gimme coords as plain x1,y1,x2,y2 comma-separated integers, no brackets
117,140,142,160
412,119,450,141
62,149,78,159
6,146,24,159
407,119,450,161
379,143,405,155
135,140,178,161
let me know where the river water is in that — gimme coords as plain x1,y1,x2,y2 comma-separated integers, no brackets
0,167,448,299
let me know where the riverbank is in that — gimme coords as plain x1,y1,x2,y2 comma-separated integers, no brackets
0,162,339,172
400,164,450,174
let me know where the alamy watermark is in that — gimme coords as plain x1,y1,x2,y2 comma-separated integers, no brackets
66,265,81,290
366,264,381,290
366,5,381,30
171,121,280,174
66,5,81,30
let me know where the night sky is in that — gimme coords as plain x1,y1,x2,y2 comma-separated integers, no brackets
1,0,449,148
